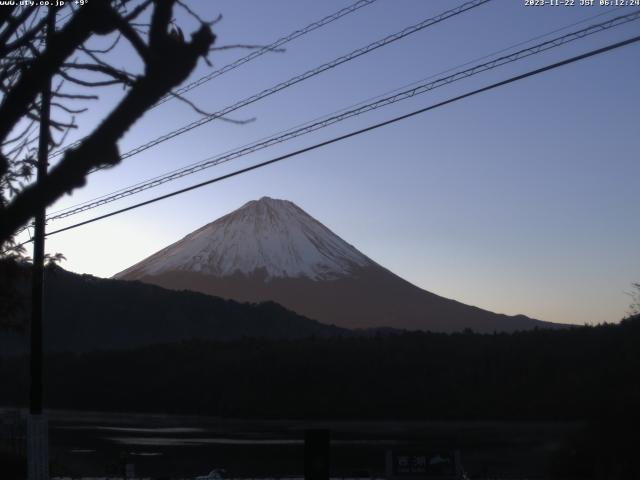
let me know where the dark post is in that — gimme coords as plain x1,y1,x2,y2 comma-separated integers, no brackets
28,7,55,480
31,0,54,419
304,429,330,480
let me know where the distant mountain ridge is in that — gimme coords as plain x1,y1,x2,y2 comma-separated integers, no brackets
0,266,348,354
116,197,557,333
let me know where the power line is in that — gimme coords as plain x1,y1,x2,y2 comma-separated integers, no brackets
43,10,640,223
45,6,623,218
24,33,639,246
48,0,379,157
154,0,379,108
49,0,491,166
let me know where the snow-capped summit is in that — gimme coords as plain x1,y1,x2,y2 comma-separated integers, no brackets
115,196,375,281
116,197,553,333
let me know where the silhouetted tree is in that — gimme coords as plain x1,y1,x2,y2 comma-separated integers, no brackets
0,0,217,248
0,0,220,328
627,282,640,317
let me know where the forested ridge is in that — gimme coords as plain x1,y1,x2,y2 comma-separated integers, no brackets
0,266,348,353
1,316,638,420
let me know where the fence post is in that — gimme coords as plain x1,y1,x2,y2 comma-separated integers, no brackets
304,429,330,480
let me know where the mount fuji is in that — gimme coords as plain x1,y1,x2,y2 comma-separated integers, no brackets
115,197,553,332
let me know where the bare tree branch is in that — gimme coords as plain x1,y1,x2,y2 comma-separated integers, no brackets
61,62,137,85
58,69,125,87
0,0,216,243
0,2,118,144
168,90,255,124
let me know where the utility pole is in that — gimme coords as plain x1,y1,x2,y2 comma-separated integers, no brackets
28,7,55,480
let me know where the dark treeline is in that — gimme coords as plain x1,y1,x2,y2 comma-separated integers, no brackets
1,316,638,421
0,266,347,354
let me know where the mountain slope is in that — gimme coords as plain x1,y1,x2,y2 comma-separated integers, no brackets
1,266,348,354
116,197,556,333
116,197,374,281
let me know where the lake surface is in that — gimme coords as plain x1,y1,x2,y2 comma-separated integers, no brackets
2,408,581,478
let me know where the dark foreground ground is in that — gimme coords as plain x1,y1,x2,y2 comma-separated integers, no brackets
3,318,638,477
2,408,583,479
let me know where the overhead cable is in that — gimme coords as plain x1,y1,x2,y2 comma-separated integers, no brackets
49,0,491,163
45,6,623,218
49,0,379,156
44,10,640,222
22,33,638,246
154,0,379,107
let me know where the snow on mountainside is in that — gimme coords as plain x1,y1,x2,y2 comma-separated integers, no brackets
115,197,375,281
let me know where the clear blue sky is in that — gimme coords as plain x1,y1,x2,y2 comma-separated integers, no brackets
26,0,640,325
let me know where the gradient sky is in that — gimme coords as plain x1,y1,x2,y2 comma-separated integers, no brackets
18,0,640,326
